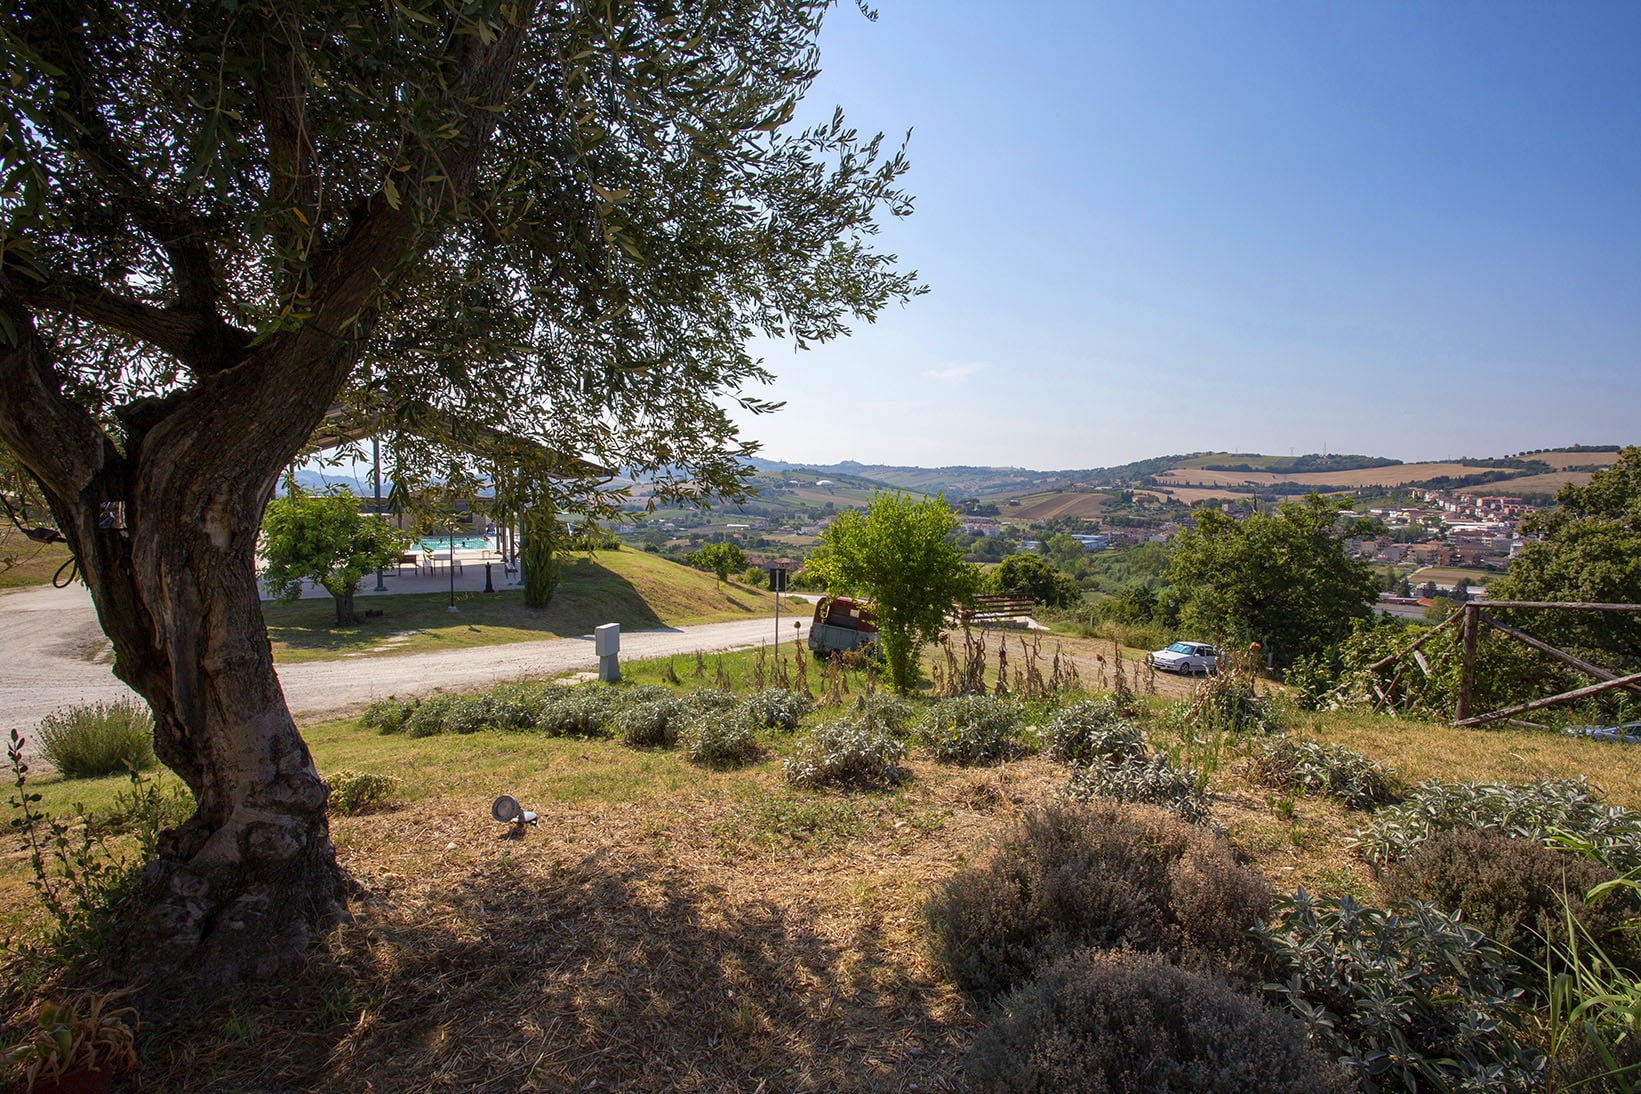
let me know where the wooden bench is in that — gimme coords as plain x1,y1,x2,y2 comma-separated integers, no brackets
959,594,1037,624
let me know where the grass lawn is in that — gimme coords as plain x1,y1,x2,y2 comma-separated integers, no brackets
7,650,1641,1089
262,549,794,662
1406,564,1500,588
0,541,73,589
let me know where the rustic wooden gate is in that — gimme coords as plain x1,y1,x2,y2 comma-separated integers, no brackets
1449,601,1641,726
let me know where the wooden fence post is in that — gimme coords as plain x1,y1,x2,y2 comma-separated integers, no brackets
1455,602,1480,722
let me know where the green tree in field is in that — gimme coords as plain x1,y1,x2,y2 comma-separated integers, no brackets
990,553,1081,608
522,503,559,610
260,487,410,625
1167,494,1377,668
813,493,978,693
1490,446,1641,664
693,542,748,585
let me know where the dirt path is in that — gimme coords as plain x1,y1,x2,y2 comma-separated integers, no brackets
0,583,795,758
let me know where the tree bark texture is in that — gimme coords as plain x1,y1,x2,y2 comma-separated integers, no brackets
0,288,367,982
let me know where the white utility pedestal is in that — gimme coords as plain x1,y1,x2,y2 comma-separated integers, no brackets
595,623,621,683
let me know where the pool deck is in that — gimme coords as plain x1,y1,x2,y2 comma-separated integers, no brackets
260,548,521,601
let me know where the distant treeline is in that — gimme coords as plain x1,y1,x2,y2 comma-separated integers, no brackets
1200,454,1401,474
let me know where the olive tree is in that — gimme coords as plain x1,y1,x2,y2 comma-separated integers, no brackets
693,542,748,584
813,493,977,692
0,0,917,981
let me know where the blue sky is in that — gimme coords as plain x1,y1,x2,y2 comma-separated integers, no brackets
730,1,1641,470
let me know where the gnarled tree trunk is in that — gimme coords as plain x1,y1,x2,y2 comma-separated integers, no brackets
0,289,367,984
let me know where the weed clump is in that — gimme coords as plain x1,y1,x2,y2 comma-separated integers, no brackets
1245,737,1400,810
916,695,1028,765
36,700,156,779
924,802,1273,1000
967,949,1345,1093
783,719,908,791
360,698,412,734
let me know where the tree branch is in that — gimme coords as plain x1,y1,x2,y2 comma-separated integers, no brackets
12,269,252,367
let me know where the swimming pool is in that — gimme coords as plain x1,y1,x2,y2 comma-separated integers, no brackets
417,535,491,553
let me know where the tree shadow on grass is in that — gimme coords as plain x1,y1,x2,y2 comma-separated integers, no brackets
133,831,970,1092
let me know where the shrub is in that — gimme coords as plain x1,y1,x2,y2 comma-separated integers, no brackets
404,695,460,738
360,698,412,734
847,692,917,737
1161,679,1284,737
743,689,813,732
327,770,403,815
1384,829,1640,981
1357,777,1641,872
1245,737,1399,810
916,695,1028,765
36,700,156,779
967,949,1345,1094
613,696,684,749
1063,754,1209,824
680,709,759,768
1257,889,1544,1092
924,802,1273,1000
533,686,618,738
1040,699,1147,765
783,719,908,791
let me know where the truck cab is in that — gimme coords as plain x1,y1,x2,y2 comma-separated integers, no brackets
807,595,880,656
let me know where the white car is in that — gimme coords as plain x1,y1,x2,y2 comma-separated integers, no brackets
1148,641,1220,675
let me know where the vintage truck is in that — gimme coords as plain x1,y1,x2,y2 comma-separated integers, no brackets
806,595,880,657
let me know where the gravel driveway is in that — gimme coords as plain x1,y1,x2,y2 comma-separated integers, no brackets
1,583,799,759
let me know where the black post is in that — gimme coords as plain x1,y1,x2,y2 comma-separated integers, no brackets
484,562,495,594
447,523,457,612
373,435,386,591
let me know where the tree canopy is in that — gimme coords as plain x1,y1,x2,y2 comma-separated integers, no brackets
260,487,410,625
812,493,976,693
989,553,1081,609
0,0,919,983
1490,446,1641,665
1166,495,1377,668
692,542,748,584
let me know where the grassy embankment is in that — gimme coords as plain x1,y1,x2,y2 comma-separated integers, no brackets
260,548,798,662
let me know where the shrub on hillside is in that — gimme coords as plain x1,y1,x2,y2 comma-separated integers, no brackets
1160,679,1284,737
743,689,813,732
1040,698,1147,766
846,692,917,737
404,695,461,738
361,698,413,734
966,949,1346,1094
1245,737,1399,810
916,695,1028,765
1258,889,1544,1092
1063,754,1209,824
680,709,759,768
614,696,684,749
1357,777,1641,872
327,770,403,815
783,719,908,791
37,700,156,779
533,686,619,738
1384,829,1641,982
924,802,1273,1000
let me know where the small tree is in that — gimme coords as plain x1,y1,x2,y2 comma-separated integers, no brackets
813,493,978,693
260,487,410,625
521,504,559,610
693,542,748,584
991,553,1080,608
